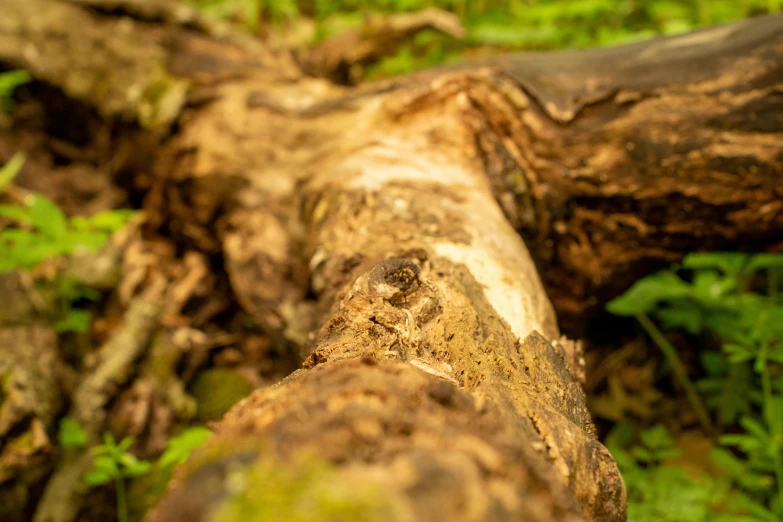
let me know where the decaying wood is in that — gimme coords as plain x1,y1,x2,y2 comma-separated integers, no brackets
0,326,63,520
481,18,783,326
1,1,782,521
153,358,591,522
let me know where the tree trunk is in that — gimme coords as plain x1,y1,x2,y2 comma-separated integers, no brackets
1,2,781,521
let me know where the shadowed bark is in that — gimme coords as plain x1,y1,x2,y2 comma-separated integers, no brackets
482,17,783,326
1,1,781,521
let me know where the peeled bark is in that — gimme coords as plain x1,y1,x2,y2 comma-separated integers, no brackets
1,2,782,521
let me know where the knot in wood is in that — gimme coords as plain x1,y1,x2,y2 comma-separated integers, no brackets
367,258,422,306
384,265,420,293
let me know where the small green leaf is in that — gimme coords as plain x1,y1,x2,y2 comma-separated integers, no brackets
159,427,212,468
59,230,112,253
119,452,143,469
24,194,67,239
656,300,704,334
723,343,755,364
58,417,88,450
683,253,749,277
710,447,775,491
118,436,134,453
74,286,101,301
0,70,32,95
85,431,150,491
55,309,92,334
746,254,783,273
719,434,762,452
93,455,120,476
700,350,729,376
1,155,134,273
80,209,136,232
764,398,783,439
90,445,110,456
640,424,676,450
759,306,783,340
739,416,770,442
607,271,692,316
691,271,738,304
124,460,151,477
0,70,31,111
102,432,118,449
83,470,112,486
630,446,656,463
0,153,25,192
0,204,34,224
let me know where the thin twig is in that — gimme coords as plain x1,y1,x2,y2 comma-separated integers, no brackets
636,313,714,434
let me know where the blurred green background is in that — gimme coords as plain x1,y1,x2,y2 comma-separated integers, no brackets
193,0,781,76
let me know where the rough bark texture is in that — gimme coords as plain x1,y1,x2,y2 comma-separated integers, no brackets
482,18,783,327
0,326,63,520
153,359,590,522
1,2,782,521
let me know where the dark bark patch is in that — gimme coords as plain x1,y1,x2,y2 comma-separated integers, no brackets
426,380,457,407
707,154,779,177
707,93,783,133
